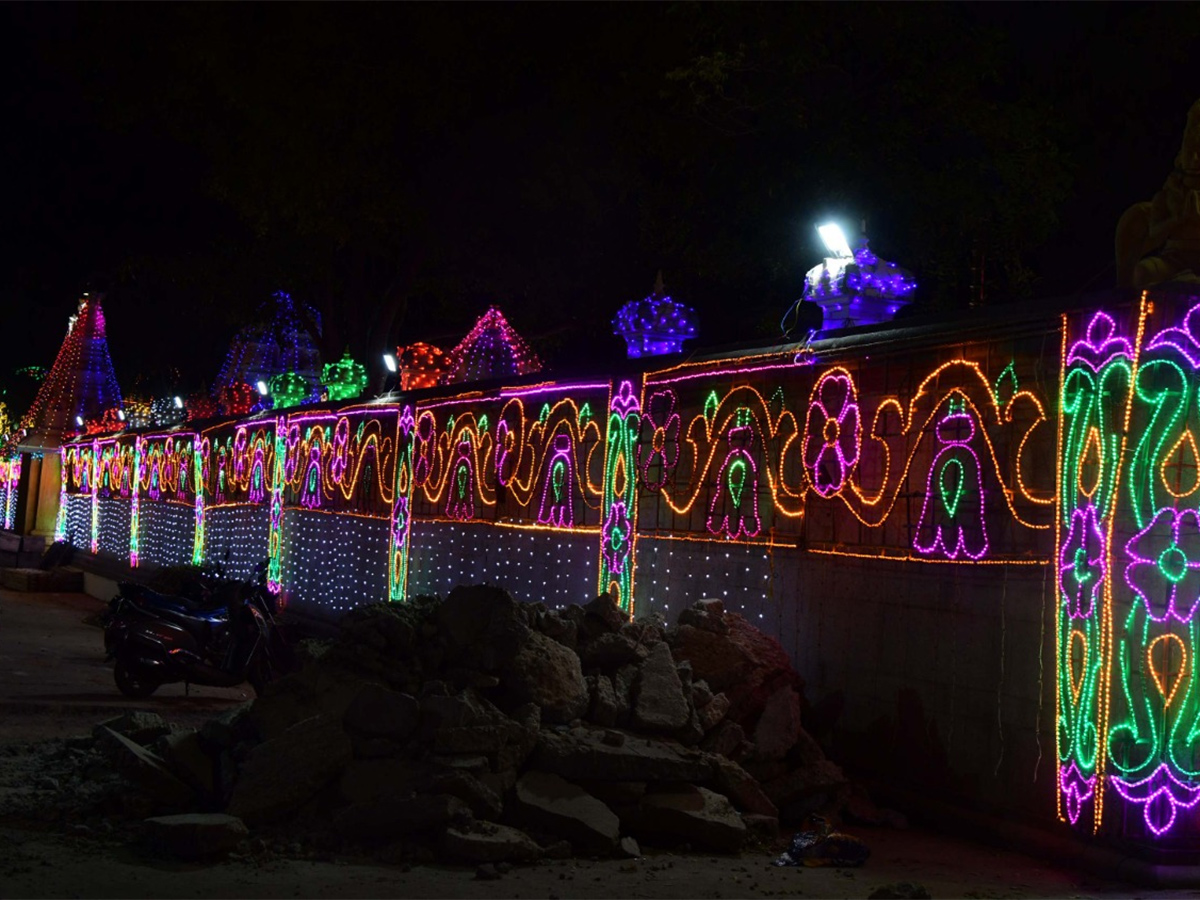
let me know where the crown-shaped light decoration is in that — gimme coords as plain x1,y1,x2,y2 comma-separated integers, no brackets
214,291,322,405
321,351,368,402
803,225,916,332
442,307,542,385
268,371,313,410
612,273,699,359
397,342,447,391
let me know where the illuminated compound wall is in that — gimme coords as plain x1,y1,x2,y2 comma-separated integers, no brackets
57,287,1200,844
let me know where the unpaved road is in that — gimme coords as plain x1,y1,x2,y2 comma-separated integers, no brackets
0,587,1191,899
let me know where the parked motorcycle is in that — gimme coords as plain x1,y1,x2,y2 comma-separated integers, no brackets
107,561,289,698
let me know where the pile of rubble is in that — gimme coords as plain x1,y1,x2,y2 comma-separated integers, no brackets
75,587,894,863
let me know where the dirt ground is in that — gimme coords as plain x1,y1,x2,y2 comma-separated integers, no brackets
0,586,1194,900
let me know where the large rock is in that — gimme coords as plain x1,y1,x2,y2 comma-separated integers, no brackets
669,610,801,728
500,630,588,724
630,785,747,853
337,758,436,806
227,714,352,823
95,710,171,746
711,756,779,817
342,684,420,740
433,770,504,820
437,585,531,671
530,729,714,783
752,686,802,761
581,591,629,638
422,690,538,768
588,675,620,727
511,771,619,854
578,633,647,672
246,663,363,741
143,813,248,860
631,642,689,733
443,822,542,863
761,758,848,814
333,793,471,839
156,729,215,796
102,728,196,811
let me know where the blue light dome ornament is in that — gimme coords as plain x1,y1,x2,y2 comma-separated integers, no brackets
613,273,699,359
803,224,916,332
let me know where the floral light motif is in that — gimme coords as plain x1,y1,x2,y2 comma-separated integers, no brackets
1059,763,1097,827
1125,507,1200,623
707,425,761,540
445,438,476,521
914,402,988,560
1111,764,1200,837
802,369,860,497
536,433,576,528
640,390,681,491
1059,504,1106,619
602,499,632,575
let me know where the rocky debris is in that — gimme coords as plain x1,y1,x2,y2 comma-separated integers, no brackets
628,785,747,853
443,822,542,863
227,714,352,824
94,710,171,747
142,813,248,860
100,728,195,812
30,590,884,871
631,642,690,732
511,771,620,854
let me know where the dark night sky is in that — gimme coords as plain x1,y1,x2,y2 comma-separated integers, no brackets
1,3,1199,411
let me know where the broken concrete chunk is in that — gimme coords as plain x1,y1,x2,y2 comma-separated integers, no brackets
143,813,248,860
342,683,420,740
632,785,747,853
334,793,471,839
227,714,352,824
95,710,171,746
443,822,542,863
500,630,588,724
511,771,619,854
631,642,690,733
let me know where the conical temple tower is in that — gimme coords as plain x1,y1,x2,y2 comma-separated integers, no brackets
19,293,123,451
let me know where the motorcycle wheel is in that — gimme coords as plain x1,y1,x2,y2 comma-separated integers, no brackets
114,657,159,698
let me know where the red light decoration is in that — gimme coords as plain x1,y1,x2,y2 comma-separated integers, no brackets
397,342,447,390
442,307,542,386
187,393,219,422
19,295,123,446
219,382,257,417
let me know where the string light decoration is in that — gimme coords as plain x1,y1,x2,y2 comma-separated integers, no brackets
803,236,917,332
397,342,447,390
321,351,368,402
268,371,314,410
600,379,641,612
218,382,257,417
441,307,542,385
150,397,186,428
124,396,153,430
19,294,123,446
186,392,219,422
636,348,1051,565
612,275,699,358
213,290,322,405
0,454,20,530
389,405,416,601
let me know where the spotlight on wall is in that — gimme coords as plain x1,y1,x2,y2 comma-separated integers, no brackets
256,380,269,396
117,410,126,421
173,395,183,409
383,353,397,373
75,415,84,426
817,223,854,259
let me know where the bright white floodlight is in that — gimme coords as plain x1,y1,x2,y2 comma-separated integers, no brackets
173,395,183,409
75,415,84,426
117,410,126,422
256,380,269,396
383,353,397,373
817,223,854,259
